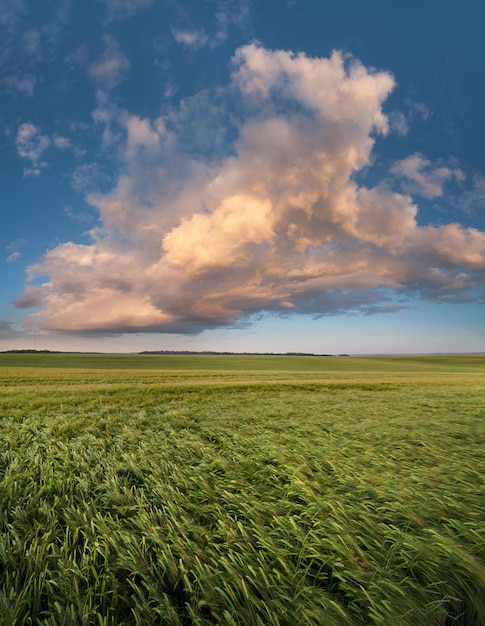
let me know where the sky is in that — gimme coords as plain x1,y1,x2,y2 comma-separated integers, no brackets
1,0,485,354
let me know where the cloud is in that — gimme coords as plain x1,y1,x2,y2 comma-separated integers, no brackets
0,0,27,31
121,112,166,157
0,319,22,338
63,203,95,224
88,36,130,89
405,98,431,122
389,110,408,136
1,5,74,88
172,27,208,49
17,45,485,334
15,123,75,176
99,0,153,20
70,162,108,193
3,73,36,96
453,173,485,217
53,135,70,149
170,0,250,50
212,0,251,45
6,239,25,263
16,122,50,176
14,285,44,309
391,153,464,199
21,27,42,56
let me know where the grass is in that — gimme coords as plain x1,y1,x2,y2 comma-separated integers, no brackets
0,354,484,624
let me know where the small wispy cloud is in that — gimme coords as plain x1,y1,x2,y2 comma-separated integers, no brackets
3,73,36,97
170,0,251,51
171,27,208,50
6,240,25,263
21,27,42,56
100,0,153,21
0,0,27,32
391,153,464,199
52,135,71,149
16,122,50,177
389,110,409,136
63,203,95,224
213,0,251,46
15,123,75,177
7,251,21,262
88,36,130,89
453,173,485,217
405,98,431,122
70,162,108,193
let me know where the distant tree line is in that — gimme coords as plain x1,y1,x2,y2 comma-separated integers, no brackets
139,350,340,356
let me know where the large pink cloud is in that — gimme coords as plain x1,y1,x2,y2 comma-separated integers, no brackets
16,45,485,333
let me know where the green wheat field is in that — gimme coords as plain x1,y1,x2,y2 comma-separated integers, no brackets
1,353,484,625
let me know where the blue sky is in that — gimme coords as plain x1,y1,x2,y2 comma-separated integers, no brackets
1,0,484,354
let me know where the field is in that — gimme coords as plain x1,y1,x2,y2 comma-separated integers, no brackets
0,353,484,625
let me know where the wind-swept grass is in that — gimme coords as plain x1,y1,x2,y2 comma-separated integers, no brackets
0,355,484,624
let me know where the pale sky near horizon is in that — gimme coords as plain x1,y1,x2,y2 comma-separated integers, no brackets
2,0,485,354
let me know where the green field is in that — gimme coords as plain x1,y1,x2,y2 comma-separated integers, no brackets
1,354,484,625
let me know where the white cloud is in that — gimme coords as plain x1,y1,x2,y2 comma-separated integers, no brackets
15,123,75,176
391,153,464,199
16,122,50,176
18,45,485,334
88,36,130,89
53,135,71,149
171,27,208,49
121,113,166,157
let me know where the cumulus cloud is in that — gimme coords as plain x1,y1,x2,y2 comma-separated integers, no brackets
18,44,485,334
14,285,44,309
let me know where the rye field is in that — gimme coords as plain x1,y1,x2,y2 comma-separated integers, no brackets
0,353,484,625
